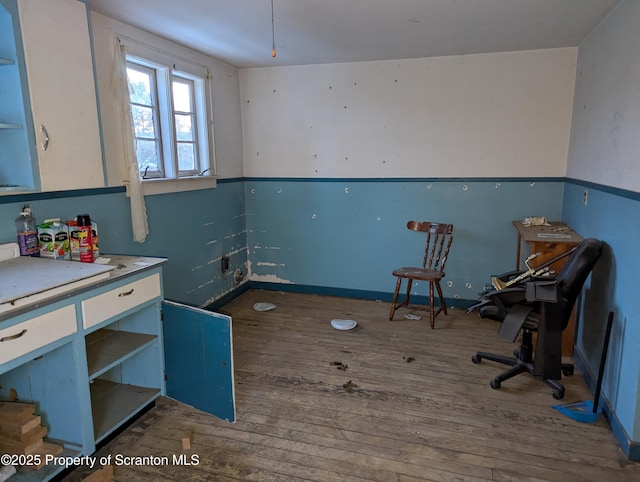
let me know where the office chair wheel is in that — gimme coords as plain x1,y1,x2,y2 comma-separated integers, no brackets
471,355,480,364
490,379,501,389
552,388,564,400
562,366,574,376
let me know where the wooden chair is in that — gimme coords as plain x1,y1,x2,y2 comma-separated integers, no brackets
389,221,454,328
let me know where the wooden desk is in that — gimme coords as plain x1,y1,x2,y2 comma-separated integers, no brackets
512,221,583,356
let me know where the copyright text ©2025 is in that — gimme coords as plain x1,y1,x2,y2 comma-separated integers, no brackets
0,453,200,469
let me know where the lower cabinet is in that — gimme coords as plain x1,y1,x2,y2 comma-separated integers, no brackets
84,302,164,444
0,260,236,481
0,336,85,480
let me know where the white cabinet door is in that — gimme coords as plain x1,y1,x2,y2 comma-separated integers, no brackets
18,0,104,191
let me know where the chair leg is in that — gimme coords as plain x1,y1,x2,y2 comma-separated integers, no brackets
492,361,532,388
389,277,402,320
429,281,435,329
472,351,518,367
391,277,451,329
405,279,413,306
435,280,447,315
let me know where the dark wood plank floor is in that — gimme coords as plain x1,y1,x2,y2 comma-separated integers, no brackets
66,290,640,481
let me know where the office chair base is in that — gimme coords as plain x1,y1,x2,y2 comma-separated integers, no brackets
472,351,572,400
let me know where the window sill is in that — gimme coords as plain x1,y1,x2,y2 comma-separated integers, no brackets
124,176,217,197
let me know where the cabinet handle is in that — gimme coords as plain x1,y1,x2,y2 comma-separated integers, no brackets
41,125,49,151
1,329,28,342
118,289,134,297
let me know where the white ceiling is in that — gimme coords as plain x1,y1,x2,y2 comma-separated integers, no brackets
88,0,620,69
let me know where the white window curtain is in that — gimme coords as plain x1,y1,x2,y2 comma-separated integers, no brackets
111,37,149,243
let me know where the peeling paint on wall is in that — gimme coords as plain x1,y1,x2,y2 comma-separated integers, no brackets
250,273,293,284
246,259,292,284
224,230,247,240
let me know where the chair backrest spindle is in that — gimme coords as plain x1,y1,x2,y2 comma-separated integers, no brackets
407,221,454,274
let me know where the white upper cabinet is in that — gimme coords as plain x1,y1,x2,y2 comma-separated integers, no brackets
17,0,104,191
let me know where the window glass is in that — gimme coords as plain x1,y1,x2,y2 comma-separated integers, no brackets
125,54,210,180
127,63,163,177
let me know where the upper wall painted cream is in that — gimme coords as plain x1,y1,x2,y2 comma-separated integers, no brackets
240,48,577,178
567,0,640,192
90,13,244,183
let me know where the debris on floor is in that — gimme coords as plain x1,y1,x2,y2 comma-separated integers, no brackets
330,319,358,330
403,356,415,363
330,361,349,370
253,302,277,312
181,429,193,450
343,380,358,393
404,314,422,320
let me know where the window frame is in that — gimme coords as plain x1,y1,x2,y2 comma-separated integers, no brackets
170,73,202,178
126,59,165,179
119,36,216,194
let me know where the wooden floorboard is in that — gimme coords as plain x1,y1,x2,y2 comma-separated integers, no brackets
65,289,640,481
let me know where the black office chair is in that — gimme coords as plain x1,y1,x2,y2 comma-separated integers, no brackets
470,238,603,399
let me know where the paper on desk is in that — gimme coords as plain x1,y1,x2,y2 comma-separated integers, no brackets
522,216,551,226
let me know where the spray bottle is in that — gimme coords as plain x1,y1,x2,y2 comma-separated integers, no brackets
77,214,94,263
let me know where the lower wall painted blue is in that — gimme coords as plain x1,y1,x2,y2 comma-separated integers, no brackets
244,178,565,304
563,180,640,460
0,180,247,307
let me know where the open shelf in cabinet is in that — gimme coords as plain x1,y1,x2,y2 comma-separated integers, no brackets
85,301,164,443
90,379,160,443
86,329,157,380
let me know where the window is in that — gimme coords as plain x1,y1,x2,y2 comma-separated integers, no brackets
126,54,211,181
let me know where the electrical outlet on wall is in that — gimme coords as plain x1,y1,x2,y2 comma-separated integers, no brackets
221,256,230,273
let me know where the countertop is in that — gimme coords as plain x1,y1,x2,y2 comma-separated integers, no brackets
0,255,167,322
